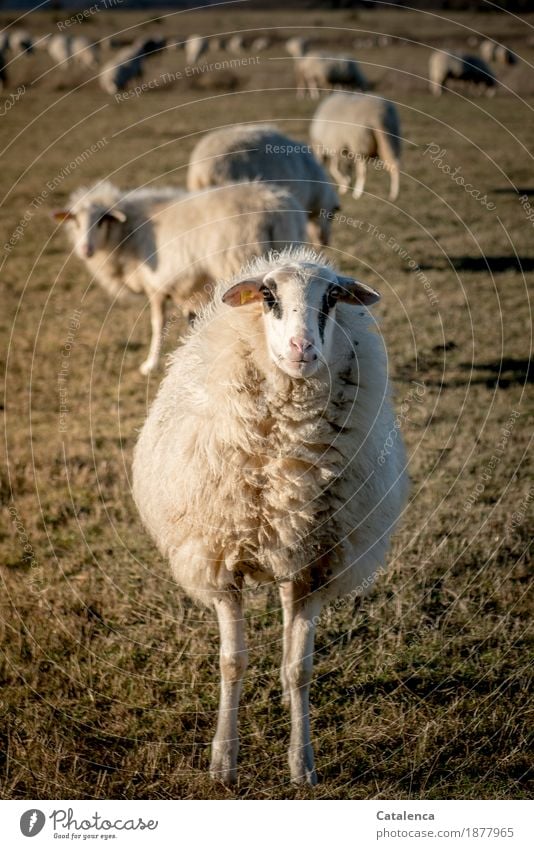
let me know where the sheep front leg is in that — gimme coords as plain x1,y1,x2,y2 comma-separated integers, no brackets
284,591,321,785
353,158,367,199
279,582,294,706
210,594,248,786
140,293,165,376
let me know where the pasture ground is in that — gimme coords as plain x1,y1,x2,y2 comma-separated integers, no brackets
0,6,532,799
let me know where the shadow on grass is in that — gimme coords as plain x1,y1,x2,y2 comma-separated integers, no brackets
420,256,534,273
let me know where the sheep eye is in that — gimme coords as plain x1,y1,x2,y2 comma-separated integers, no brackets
261,286,275,304
327,287,342,308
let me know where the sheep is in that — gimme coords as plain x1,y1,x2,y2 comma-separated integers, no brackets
99,37,166,94
0,50,6,92
45,34,74,68
226,34,245,54
310,92,402,201
294,52,369,99
187,124,340,246
132,246,409,786
479,39,516,66
0,28,33,54
52,180,307,375
185,34,208,65
251,36,271,52
285,36,309,58
71,35,100,70
428,50,497,96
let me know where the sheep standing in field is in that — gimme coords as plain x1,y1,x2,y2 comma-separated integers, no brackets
0,50,6,91
132,247,409,786
286,36,309,58
428,50,497,96
185,34,208,65
479,39,516,66
294,52,369,99
251,36,271,52
71,35,100,70
0,28,33,54
227,34,245,54
52,181,307,374
99,37,165,94
187,124,340,246
310,92,402,201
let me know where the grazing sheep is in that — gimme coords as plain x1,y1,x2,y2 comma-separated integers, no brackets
0,28,33,54
251,36,271,52
227,34,245,54
310,92,402,201
479,39,516,66
71,35,100,70
294,52,369,99
99,36,166,94
45,34,74,68
185,34,209,65
187,124,340,246
132,247,409,786
428,50,497,96
286,36,309,58
0,50,6,91
52,181,307,374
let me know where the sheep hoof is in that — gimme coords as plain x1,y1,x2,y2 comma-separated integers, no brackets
139,360,156,376
210,748,237,786
289,747,318,786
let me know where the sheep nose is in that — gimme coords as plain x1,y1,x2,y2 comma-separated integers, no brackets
290,336,313,353
84,245,94,258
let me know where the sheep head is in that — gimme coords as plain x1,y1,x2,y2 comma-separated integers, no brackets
222,262,380,379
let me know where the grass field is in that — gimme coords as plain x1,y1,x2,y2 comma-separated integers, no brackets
0,4,532,799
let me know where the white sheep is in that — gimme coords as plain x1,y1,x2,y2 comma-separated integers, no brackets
0,50,6,91
99,37,165,94
251,36,271,52
428,50,497,96
185,34,208,65
0,28,33,54
132,247,409,786
310,92,402,201
52,180,307,374
226,34,245,54
187,124,340,246
479,39,516,66
294,52,369,99
285,36,309,58
71,35,100,69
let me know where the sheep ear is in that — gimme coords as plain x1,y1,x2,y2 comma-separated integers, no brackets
335,275,381,306
222,277,264,308
52,209,74,223
100,209,127,224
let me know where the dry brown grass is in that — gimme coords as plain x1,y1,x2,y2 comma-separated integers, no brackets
0,6,532,799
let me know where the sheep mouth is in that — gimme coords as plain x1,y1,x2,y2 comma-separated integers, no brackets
279,356,321,378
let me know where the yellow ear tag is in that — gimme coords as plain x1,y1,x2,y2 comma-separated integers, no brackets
240,289,256,305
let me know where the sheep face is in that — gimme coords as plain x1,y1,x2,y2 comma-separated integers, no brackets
54,204,126,260
223,263,380,379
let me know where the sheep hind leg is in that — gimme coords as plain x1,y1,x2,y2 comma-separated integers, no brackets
139,293,165,375
388,161,400,202
210,594,248,786
329,159,350,195
284,590,321,785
